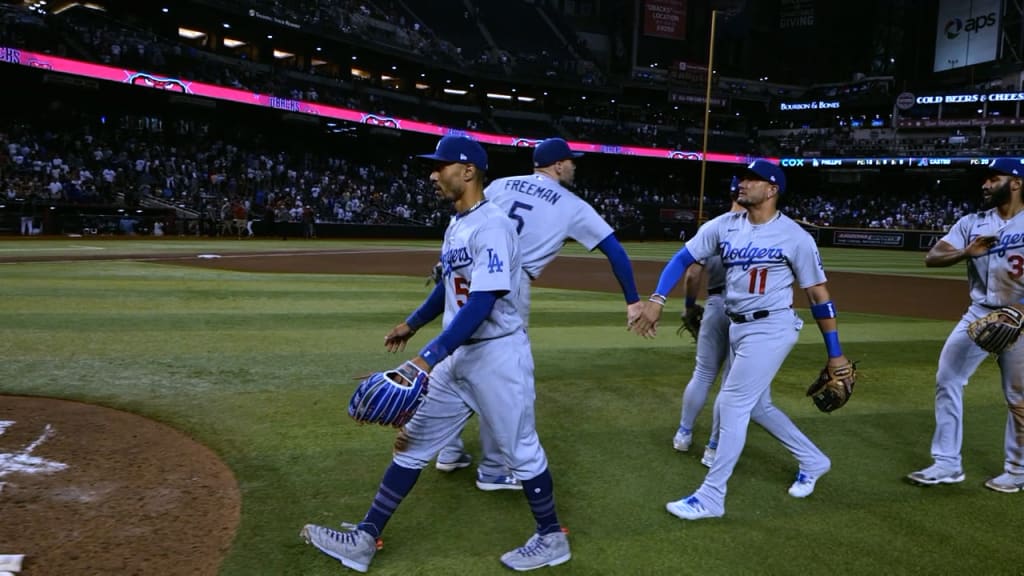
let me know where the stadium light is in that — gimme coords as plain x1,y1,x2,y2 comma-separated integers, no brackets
178,27,206,40
443,88,467,95
486,92,513,100
223,38,246,48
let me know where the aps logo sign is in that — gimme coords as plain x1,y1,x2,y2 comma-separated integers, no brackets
945,11,997,39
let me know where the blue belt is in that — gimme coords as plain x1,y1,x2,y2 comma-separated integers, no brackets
727,310,770,323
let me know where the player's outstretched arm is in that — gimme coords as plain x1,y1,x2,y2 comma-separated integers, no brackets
630,246,697,338
925,237,996,267
595,234,642,327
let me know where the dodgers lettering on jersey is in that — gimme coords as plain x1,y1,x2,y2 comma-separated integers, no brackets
686,211,826,314
439,201,523,338
484,173,613,279
942,209,1024,306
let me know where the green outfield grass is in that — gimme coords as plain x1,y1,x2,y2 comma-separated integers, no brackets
0,241,1011,576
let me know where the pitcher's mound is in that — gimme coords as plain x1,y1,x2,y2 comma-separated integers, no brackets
0,396,240,576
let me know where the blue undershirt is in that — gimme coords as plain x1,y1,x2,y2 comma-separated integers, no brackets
654,247,697,296
596,234,640,304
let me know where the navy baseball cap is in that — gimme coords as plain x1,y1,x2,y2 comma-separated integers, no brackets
738,159,786,192
533,138,583,168
986,158,1024,177
417,136,488,171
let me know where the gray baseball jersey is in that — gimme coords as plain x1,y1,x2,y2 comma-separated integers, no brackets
686,211,826,315
485,173,613,280
942,210,1024,306
439,200,522,339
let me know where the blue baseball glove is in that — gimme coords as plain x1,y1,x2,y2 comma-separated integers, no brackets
349,361,429,427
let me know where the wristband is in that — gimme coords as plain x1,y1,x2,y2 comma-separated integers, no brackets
823,331,843,358
649,293,667,306
418,339,449,369
811,300,837,319
685,296,697,308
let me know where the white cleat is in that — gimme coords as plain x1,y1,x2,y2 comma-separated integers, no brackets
673,427,693,452
665,494,723,520
788,469,828,498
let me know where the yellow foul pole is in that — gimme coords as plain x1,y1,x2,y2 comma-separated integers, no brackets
697,9,718,224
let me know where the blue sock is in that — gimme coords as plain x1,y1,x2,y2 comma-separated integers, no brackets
522,468,561,535
358,462,421,538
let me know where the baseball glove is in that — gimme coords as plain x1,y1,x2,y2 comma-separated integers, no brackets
967,306,1024,354
349,361,429,427
806,361,857,413
676,304,704,341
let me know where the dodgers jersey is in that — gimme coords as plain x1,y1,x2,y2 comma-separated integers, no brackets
484,173,613,279
439,200,523,339
941,209,1024,307
686,211,826,314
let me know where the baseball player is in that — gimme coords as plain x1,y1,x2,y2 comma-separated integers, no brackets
435,137,643,490
908,158,1024,493
631,159,851,520
674,179,743,466
301,136,570,572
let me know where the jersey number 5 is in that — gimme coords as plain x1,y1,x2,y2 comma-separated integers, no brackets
508,201,534,234
748,267,768,294
454,277,470,307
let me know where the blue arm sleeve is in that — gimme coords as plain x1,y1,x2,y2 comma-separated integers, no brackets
654,247,697,297
596,234,640,304
405,281,445,330
418,291,499,368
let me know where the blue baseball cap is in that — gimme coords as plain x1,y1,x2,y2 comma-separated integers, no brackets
417,136,488,171
533,138,583,168
738,159,786,193
986,158,1024,177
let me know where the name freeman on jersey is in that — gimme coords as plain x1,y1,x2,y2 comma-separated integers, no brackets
441,246,473,276
502,179,562,205
719,241,786,270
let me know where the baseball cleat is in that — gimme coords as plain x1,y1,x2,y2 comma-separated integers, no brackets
435,452,472,472
300,522,377,573
701,446,717,468
906,464,965,486
500,530,571,571
788,469,827,498
665,495,723,520
984,472,1024,493
672,427,693,452
476,470,522,491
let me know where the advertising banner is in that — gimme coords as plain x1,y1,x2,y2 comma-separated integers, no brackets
934,0,1000,72
834,231,905,248
643,0,687,40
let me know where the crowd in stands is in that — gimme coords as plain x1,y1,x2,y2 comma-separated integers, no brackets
1,105,983,238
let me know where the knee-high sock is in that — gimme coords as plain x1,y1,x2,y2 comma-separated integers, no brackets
522,468,561,535
358,462,421,538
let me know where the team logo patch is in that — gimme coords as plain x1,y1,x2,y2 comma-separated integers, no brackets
486,249,504,273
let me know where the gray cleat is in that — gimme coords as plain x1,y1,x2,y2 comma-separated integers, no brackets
300,522,377,573
500,530,571,571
